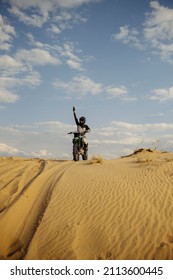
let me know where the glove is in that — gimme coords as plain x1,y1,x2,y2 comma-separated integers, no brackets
73,106,75,112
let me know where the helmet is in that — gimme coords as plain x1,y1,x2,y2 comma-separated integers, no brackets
79,116,86,124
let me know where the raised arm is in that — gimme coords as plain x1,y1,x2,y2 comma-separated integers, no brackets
73,106,79,126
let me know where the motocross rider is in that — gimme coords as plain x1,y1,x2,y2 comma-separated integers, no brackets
73,106,91,155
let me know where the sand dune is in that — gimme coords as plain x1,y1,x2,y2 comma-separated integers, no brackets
0,149,173,260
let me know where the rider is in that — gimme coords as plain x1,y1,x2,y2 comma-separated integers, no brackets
73,106,91,154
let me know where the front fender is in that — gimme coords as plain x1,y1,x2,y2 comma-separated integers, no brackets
73,137,81,145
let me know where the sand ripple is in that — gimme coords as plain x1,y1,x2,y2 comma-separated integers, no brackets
0,150,173,260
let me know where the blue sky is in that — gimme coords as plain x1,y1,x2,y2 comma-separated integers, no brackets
1,0,173,159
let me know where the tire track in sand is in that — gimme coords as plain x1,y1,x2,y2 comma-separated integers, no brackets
0,160,46,213
0,161,74,260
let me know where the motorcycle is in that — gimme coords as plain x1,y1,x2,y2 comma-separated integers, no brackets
68,131,88,161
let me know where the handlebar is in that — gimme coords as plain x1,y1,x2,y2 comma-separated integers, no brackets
68,131,88,136
68,131,81,135
68,131,78,134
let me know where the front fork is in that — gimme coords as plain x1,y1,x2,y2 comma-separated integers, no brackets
73,137,83,152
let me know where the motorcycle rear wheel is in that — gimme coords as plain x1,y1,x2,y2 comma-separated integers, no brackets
82,152,88,160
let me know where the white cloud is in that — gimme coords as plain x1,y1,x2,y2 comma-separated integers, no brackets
150,86,173,101
0,70,41,89
113,25,129,40
54,0,100,9
9,0,99,11
0,143,19,155
0,89,19,103
53,74,135,101
1,119,173,159
15,48,61,66
1,48,61,77
31,149,53,158
9,5,47,27
0,15,16,50
8,0,98,28
64,46,82,69
76,75,102,95
49,24,61,34
0,77,20,88
90,137,142,145
26,33,51,49
26,36,93,72
53,75,103,97
145,1,173,34
106,85,136,101
0,42,61,105
112,25,144,50
0,55,22,69
58,42,84,71
143,1,173,62
51,11,87,34
89,120,173,157
0,121,74,159
35,121,74,132
111,120,173,132
0,55,25,77
106,85,128,98
149,113,165,117
21,71,42,87
113,1,173,63
66,59,82,70
0,55,42,103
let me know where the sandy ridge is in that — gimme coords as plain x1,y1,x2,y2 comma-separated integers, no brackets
0,150,173,260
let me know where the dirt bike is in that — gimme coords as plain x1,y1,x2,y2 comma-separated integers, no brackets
68,131,88,161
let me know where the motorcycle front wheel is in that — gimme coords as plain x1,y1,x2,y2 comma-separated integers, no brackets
73,144,79,161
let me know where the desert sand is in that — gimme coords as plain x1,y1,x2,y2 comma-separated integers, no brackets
0,149,173,260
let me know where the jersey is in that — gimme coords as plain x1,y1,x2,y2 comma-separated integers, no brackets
73,112,91,139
